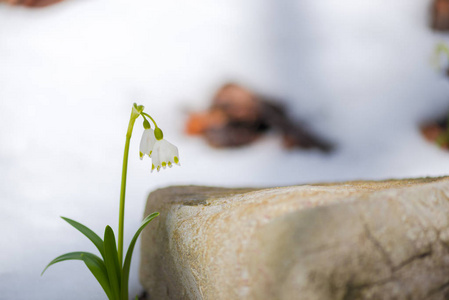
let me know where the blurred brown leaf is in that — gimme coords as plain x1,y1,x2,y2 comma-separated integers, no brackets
186,83,333,151
1,0,63,7
432,0,449,31
421,118,449,149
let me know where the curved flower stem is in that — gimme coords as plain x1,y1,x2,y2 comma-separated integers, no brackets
118,107,140,267
141,112,158,128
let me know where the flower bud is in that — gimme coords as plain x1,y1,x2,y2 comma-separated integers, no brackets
154,127,164,140
143,119,151,129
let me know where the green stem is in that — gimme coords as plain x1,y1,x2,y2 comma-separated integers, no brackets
118,109,139,268
141,112,158,128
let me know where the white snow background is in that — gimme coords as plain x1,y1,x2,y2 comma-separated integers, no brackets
1,0,449,299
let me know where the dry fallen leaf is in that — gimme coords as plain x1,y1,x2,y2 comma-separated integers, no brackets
0,0,63,8
186,83,333,151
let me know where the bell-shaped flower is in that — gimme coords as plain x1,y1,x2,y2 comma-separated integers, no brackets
139,129,157,160
151,139,180,172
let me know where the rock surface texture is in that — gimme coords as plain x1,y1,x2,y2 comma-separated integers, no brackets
140,177,449,300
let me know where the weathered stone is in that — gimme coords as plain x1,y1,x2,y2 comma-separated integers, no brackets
139,177,449,300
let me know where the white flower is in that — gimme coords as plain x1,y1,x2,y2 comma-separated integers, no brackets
151,139,180,172
139,129,157,160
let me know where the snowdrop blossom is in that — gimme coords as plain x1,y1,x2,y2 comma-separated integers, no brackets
139,126,180,172
139,129,157,159
151,139,180,172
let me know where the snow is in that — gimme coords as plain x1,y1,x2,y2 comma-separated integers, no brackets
1,0,449,298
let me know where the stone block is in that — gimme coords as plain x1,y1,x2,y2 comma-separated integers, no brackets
140,177,449,299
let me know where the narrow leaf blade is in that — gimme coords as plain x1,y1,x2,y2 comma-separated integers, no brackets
121,212,159,300
61,216,105,258
42,251,112,299
82,253,114,300
104,226,121,299
42,251,84,275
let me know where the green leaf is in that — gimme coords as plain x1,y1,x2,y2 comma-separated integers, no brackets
61,217,105,259
42,251,113,300
121,212,159,300
104,226,121,300
82,253,114,300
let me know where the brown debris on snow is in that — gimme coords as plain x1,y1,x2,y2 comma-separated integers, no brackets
431,0,449,31
0,0,63,8
185,83,332,151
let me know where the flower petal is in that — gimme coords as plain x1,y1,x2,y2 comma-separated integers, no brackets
139,129,156,159
150,139,180,172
